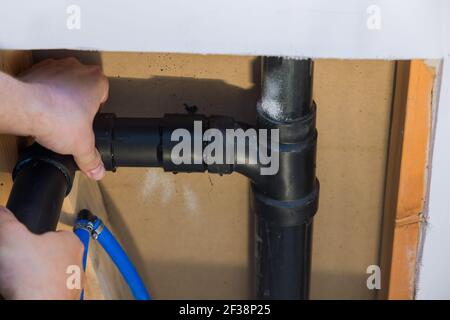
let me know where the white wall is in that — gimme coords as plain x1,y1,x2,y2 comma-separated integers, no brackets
0,0,448,59
416,56,450,299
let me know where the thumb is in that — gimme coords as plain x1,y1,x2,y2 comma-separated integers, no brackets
74,134,105,181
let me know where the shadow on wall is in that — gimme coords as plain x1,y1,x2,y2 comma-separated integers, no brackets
103,76,257,124
33,49,259,122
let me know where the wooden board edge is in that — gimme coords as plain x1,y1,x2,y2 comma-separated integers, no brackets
379,60,435,299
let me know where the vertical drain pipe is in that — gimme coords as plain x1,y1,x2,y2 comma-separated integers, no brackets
254,57,319,299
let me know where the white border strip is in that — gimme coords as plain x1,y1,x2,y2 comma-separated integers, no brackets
416,56,450,299
0,0,448,59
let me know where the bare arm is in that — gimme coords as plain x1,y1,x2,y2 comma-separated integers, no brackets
0,58,109,300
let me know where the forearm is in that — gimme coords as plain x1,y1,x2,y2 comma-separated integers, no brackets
0,72,43,136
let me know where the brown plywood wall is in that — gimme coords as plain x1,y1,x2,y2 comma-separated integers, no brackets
312,60,394,299
33,51,395,299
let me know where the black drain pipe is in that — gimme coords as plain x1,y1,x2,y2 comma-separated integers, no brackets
254,58,318,299
6,144,76,234
5,57,318,299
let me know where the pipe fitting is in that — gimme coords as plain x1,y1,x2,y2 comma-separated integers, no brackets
12,143,77,195
7,143,77,234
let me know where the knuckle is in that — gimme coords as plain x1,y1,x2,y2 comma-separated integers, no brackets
39,58,56,65
65,56,79,64
87,65,102,76
76,140,96,160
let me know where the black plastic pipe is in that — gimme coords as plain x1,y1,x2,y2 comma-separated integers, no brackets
6,56,318,300
94,114,161,169
94,113,249,174
254,57,318,299
6,144,76,234
260,57,313,120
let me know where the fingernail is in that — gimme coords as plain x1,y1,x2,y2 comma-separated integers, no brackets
87,164,105,181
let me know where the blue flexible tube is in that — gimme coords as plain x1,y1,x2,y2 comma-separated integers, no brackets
74,224,90,270
96,224,151,300
74,223,90,300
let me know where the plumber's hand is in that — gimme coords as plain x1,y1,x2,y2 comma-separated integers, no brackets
19,57,108,180
0,207,84,300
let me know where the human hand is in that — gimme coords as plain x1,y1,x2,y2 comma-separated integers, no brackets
0,207,84,300
19,57,109,180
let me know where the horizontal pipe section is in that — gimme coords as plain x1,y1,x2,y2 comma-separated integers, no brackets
95,114,161,169
94,113,246,175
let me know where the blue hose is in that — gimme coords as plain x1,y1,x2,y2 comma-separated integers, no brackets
74,214,151,300
95,222,151,300
74,222,90,270
74,223,90,300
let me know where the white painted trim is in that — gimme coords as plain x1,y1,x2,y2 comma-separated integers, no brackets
416,56,450,299
0,0,448,59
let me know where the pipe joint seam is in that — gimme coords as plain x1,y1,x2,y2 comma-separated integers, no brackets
12,144,76,195
257,102,317,144
252,179,319,227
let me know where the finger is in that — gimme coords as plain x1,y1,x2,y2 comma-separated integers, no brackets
33,58,56,68
17,59,55,79
65,56,79,63
87,67,109,105
75,149,105,181
74,140,105,181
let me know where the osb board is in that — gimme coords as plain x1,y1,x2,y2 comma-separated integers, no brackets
33,51,395,299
